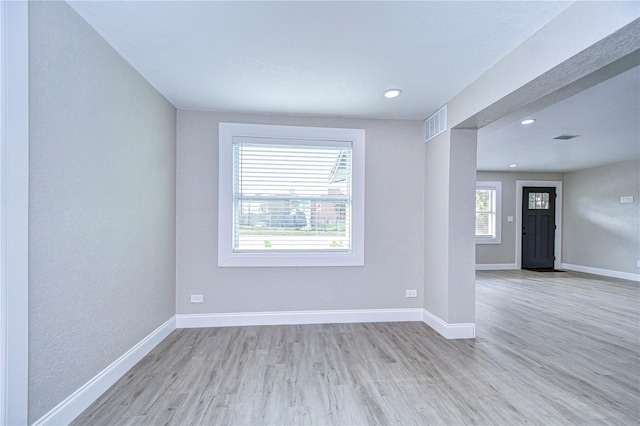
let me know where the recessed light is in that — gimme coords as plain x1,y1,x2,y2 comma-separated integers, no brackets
520,119,536,125
509,164,517,168
384,89,402,99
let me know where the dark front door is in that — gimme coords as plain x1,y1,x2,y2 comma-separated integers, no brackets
522,187,556,269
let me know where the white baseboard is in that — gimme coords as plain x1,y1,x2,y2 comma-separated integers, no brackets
177,308,475,340
33,316,176,426
560,263,640,282
176,308,424,328
475,263,518,271
422,309,476,339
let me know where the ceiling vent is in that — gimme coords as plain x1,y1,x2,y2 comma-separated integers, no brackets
552,134,580,140
425,105,447,142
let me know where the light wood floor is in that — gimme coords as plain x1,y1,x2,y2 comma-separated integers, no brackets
72,270,640,425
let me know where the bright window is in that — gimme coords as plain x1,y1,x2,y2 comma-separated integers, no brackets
476,181,501,244
218,123,365,267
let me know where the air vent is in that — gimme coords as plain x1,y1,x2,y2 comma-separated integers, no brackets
552,134,580,140
425,105,447,142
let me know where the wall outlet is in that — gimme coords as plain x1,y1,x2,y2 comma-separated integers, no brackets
637,260,640,268
507,215,514,223
405,289,417,298
620,196,634,204
190,294,204,303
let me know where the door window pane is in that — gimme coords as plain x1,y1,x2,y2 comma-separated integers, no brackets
528,192,550,210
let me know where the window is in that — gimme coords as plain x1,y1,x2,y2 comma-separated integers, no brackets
528,192,550,209
476,181,501,244
218,123,365,267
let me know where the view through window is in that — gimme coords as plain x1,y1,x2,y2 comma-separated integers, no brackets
476,181,501,244
233,141,352,252
476,188,496,237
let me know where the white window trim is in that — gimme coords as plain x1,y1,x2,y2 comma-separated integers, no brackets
475,181,502,244
218,123,365,267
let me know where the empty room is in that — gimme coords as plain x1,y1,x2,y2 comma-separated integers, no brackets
2,1,639,425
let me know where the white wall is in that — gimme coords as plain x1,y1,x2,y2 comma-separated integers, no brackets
2,1,29,423
28,2,176,421
176,110,424,315
563,160,640,275
475,171,564,266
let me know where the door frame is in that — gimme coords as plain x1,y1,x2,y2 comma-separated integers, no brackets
515,180,563,270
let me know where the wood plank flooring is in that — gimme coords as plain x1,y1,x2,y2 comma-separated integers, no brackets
72,270,640,425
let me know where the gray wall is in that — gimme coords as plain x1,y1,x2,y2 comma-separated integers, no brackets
176,110,424,314
28,2,176,421
447,130,477,323
475,171,564,266
423,131,451,321
563,160,640,274
423,130,477,324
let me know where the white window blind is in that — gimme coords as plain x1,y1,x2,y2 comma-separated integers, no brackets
218,122,365,267
232,140,352,252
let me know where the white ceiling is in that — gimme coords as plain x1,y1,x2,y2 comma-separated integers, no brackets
66,0,638,173
67,0,574,120
477,65,640,172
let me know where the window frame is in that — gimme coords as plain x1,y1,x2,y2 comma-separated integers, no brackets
218,122,365,267
475,181,502,244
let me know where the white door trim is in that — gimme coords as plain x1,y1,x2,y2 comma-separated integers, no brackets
515,181,563,270
1,1,29,424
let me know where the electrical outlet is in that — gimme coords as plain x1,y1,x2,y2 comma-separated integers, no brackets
637,260,640,268
620,196,634,204
405,289,417,298
190,294,204,303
